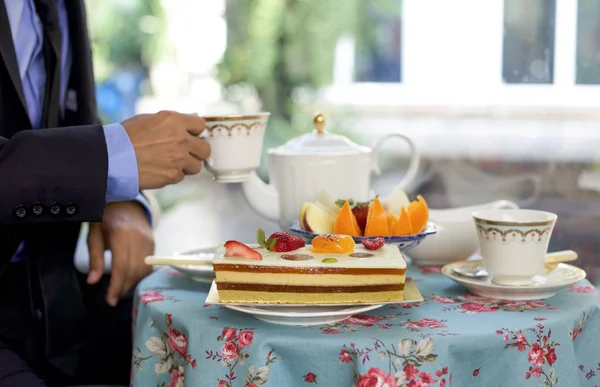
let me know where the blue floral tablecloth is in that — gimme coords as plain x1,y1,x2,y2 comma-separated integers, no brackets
130,264,599,387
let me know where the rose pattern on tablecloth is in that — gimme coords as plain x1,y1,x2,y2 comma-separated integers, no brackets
139,289,179,305
320,312,458,337
496,319,559,386
419,266,443,274
132,313,197,386
206,327,281,387
429,293,548,313
339,338,453,386
572,308,600,383
571,309,592,341
578,364,600,381
569,284,597,293
401,318,447,331
319,312,409,334
303,372,317,384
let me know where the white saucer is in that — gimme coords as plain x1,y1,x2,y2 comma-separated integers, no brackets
224,303,384,326
442,260,587,300
170,246,218,283
205,279,423,326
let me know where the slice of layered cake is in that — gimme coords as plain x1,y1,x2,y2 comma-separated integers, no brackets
212,230,406,304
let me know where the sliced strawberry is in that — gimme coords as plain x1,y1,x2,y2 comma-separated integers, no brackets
352,203,370,233
257,228,305,252
361,237,385,250
224,240,262,260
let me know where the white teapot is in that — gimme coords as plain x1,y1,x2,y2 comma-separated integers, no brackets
241,113,421,229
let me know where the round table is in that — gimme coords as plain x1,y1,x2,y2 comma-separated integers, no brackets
130,265,599,387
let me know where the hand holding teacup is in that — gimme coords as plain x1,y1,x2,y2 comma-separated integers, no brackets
472,209,558,286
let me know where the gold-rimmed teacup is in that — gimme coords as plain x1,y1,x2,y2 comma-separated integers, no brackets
472,209,558,286
200,113,270,183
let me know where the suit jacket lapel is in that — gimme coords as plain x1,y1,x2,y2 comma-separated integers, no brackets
63,0,99,125
34,0,62,128
0,1,29,122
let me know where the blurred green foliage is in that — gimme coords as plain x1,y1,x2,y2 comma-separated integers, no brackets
85,0,172,83
219,0,356,121
218,0,401,177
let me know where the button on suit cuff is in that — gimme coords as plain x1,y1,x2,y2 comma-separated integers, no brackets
103,123,139,202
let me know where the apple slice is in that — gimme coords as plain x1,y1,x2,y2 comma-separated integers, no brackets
304,202,335,234
382,186,411,215
316,189,339,212
311,200,338,219
298,202,310,230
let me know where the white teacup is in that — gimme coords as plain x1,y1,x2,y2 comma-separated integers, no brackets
472,209,558,286
201,113,270,182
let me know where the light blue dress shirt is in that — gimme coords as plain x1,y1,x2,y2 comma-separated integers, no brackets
5,0,152,262
4,0,150,208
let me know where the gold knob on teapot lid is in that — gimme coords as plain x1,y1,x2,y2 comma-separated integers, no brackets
314,113,325,135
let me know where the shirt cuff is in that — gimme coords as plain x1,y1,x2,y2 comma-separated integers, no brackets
134,192,153,226
103,123,139,202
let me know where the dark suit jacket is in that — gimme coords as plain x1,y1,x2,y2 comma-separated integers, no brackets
0,0,111,378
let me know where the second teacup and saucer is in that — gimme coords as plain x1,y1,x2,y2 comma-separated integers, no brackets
442,209,587,300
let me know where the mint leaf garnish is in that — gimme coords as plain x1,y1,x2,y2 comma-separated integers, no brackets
266,237,277,251
256,228,267,248
335,199,355,208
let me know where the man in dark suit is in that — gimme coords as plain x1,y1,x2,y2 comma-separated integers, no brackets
0,0,211,386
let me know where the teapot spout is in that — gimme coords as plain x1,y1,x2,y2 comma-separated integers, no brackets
241,171,280,222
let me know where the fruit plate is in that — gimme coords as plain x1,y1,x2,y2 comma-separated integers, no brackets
205,279,423,326
288,221,437,251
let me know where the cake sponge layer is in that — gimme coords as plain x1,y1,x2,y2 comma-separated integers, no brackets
218,289,404,304
215,271,405,286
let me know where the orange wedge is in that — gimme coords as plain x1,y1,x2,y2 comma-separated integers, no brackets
387,214,399,234
333,201,362,236
394,207,413,236
407,195,429,233
364,198,391,236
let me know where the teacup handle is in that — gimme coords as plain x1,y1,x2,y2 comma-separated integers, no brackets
372,133,420,190
491,199,519,210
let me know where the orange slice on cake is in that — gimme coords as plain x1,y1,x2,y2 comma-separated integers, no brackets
311,234,355,254
333,201,362,237
364,198,391,237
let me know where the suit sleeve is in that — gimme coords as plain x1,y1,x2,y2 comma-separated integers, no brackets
0,124,108,226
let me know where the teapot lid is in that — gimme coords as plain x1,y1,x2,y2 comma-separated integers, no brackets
270,113,370,156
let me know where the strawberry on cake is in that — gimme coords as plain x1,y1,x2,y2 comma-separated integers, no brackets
212,230,406,304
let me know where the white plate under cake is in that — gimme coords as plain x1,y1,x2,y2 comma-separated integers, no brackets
212,230,407,304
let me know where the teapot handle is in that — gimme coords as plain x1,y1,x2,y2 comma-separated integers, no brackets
372,133,420,190
491,199,520,210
